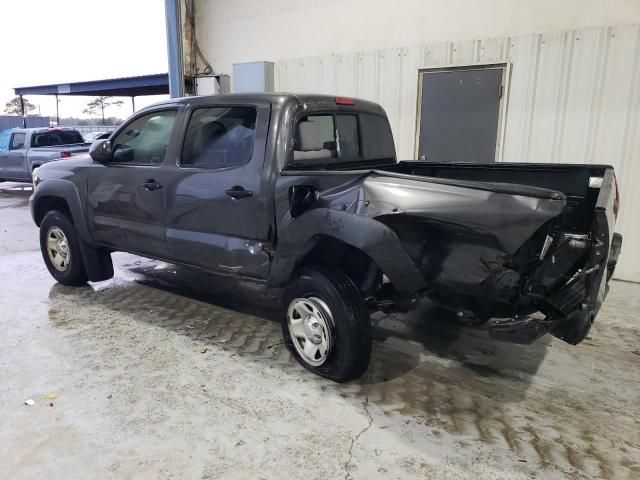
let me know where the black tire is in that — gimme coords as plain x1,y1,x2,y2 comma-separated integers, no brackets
282,265,372,382
39,210,88,286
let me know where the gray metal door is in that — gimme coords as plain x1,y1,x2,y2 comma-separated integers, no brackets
417,67,503,163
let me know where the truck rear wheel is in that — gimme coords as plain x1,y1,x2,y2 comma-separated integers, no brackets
39,210,88,286
282,265,372,382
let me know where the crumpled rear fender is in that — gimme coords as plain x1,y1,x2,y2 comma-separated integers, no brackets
268,208,427,292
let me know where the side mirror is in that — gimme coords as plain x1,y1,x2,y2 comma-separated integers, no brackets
289,185,317,218
89,139,113,163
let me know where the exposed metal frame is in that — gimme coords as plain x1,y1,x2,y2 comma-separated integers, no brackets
413,62,511,162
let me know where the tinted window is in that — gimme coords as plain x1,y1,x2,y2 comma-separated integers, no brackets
360,114,395,160
10,133,26,150
0,130,12,152
111,110,177,165
292,113,394,166
31,130,84,147
292,115,338,165
335,115,360,161
181,107,256,168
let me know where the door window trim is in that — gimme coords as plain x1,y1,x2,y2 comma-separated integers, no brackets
108,107,180,167
414,62,510,162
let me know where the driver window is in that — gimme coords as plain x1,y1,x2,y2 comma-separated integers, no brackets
10,132,26,150
111,110,177,165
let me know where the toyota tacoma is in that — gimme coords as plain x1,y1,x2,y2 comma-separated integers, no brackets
30,94,622,382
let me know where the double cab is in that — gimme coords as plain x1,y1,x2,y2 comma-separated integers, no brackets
30,94,622,382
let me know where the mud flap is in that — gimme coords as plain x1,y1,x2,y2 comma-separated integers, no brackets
78,240,114,282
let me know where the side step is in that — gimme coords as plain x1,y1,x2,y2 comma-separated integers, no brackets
487,316,554,345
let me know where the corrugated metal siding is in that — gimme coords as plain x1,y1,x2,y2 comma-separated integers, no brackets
275,25,640,282
0,116,49,132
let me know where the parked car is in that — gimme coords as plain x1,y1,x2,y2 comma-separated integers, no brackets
29,94,622,382
0,127,89,183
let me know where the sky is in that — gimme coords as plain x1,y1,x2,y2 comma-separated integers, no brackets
0,0,169,121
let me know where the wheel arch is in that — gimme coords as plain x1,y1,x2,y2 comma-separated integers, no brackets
295,235,381,293
31,180,113,282
269,208,426,293
33,196,72,226
31,179,93,244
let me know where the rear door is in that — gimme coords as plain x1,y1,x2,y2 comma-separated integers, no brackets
86,108,179,258
164,101,272,279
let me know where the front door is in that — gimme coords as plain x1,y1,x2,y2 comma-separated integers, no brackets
0,130,27,180
7,132,27,180
417,66,504,163
86,108,179,258
164,102,272,279
0,129,10,179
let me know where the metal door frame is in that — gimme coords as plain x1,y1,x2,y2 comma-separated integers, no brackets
413,62,511,162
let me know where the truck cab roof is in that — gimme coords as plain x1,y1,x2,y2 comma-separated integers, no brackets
140,92,387,116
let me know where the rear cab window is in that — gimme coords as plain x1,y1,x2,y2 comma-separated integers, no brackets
31,130,85,147
290,111,395,169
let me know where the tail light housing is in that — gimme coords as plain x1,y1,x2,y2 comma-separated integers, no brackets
60,151,71,159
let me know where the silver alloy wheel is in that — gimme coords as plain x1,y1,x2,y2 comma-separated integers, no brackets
287,297,333,367
46,226,71,272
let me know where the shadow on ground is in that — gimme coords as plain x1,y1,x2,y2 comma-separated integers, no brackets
45,259,640,478
47,256,549,405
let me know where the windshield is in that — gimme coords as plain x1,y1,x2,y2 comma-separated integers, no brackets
31,130,85,148
290,112,396,169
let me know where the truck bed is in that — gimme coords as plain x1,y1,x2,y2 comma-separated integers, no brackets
368,161,619,344
387,161,612,234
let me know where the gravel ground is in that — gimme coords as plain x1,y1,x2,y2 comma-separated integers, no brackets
0,183,638,479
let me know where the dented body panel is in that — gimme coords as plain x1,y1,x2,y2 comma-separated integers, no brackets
30,93,622,346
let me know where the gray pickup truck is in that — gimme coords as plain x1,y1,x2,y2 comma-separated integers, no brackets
0,127,89,183
30,93,622,382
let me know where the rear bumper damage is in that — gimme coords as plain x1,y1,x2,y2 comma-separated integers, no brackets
488,170,621,345
488,232,622,345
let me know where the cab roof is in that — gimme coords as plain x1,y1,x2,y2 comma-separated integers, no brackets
140,93,386,116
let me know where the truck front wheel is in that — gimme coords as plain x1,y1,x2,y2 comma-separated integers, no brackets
39,210,88,286
282,266,372,382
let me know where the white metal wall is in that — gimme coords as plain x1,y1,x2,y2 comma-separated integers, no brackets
275,25,640,282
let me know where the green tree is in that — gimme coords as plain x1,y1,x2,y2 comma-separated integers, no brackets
4,96,36,116
83,96,124,125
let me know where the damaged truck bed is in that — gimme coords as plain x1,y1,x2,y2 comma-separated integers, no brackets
30,93,622,382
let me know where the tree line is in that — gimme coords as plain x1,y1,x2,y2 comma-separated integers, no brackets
4,96,124,125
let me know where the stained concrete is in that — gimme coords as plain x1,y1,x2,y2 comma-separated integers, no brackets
0,182,638,479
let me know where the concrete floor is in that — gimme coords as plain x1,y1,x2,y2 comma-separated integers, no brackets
0,182,638,480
